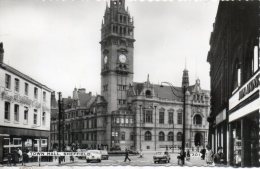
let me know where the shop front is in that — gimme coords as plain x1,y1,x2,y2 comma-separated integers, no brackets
228,72,260,167
0,126,49,163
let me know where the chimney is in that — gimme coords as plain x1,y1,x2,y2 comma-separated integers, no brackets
0,42,4,64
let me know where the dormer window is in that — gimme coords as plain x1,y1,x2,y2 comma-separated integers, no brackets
145,90,152,98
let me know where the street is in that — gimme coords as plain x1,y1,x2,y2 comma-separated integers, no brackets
2,151,208,167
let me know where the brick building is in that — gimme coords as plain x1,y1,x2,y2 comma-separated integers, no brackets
207,1,260,167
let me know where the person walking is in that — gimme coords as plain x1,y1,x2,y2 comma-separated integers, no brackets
200,147,206,160
205,145,214,166
186,149,190,161
18,148,23,164
124,148,131,162
7,152,12,166
213,147,225,166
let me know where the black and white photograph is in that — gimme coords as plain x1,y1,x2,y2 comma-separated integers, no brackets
0,0,259,167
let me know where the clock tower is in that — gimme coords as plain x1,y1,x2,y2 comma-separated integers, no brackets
100,0,135,149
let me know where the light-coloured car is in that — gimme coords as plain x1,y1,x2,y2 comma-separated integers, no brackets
86,150,102,163
153,151,171,163
100,150,109,160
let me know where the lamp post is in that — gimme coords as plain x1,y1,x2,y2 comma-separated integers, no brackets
160,82,186,165
58,92,62,165
139,105,142,151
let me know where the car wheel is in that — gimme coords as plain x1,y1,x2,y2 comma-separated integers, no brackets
154,161,156,164
98,159,101,163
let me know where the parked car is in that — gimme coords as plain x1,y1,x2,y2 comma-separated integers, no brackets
78,149,87,159
86,150,102,163
100,150,109,160
153,151,171,163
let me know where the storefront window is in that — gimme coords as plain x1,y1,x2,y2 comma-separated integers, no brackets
231,111,259,167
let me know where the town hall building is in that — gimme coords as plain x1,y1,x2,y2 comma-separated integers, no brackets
50,0,210,152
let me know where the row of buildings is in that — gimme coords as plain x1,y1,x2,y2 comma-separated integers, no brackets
0,42,53,163
207,1,260,167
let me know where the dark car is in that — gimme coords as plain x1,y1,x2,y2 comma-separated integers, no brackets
153,151,171,163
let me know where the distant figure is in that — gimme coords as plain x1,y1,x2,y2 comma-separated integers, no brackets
186,149,190,161
12,149,19,166
200,147,206,160
205,145,214,165
213,147,225,166
139,149,143,158
124,148,131,162
18,148,23,163
7,152,12,166
178,149,185,166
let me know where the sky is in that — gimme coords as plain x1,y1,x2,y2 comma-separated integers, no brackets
0,0,219,97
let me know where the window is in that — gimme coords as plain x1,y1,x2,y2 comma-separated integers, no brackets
25,83,29,95
14,78,19,92
168,112,173,124
103,84,108,91
177,132,182,141
34,87,38,99
145,90,152,98
5,74,11,89
177,112,182,124
159,111,164,124
159,131,165,141
43,92,46,102
144,131,152,141
143,110,153,123
4,102,10,120
14,104,19,122
121,132,125,141
34,109,37,125
130,132,134,141
24,107,28,124
42,112,46,126
168,132,174,141
193,114,202,125
253,45,259,73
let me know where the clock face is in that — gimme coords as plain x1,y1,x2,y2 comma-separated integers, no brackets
119,54,127,63
104,55,108,64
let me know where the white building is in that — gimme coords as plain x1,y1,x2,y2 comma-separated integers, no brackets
0,42,53,163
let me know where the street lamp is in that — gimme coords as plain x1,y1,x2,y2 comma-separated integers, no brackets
160,82,186,165
139,105,142,151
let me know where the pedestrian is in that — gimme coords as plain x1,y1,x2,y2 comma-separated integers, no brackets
7,152,12,166
124,148,131,162
178,149,185,166
213,146,225,166
200,147,206,160
186,149,190,161
138,149,143,158
205,145,214,166
18,148,23,164
12,149,19,166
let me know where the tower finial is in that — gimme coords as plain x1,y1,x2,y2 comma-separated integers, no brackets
147,74,150,83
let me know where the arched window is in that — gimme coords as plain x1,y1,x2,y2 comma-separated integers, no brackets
168,132,174,141
193,114,202,125
144,131,152,141
159,131,165,141
121,132,125,141
177,132,182,141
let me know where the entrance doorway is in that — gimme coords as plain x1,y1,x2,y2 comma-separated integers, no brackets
194,132,203,146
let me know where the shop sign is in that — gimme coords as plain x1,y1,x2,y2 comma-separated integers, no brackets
229,71,260,110
1,90,41,109
216,109,226,125
239,74,260,100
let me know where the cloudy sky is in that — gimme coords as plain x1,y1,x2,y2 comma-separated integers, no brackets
0,0,218,97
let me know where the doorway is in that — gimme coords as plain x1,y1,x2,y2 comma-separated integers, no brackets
194,132,203,146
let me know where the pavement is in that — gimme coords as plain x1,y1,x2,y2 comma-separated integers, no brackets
0,151,208,167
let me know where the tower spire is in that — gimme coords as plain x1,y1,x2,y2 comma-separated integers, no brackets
182,68,189,88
